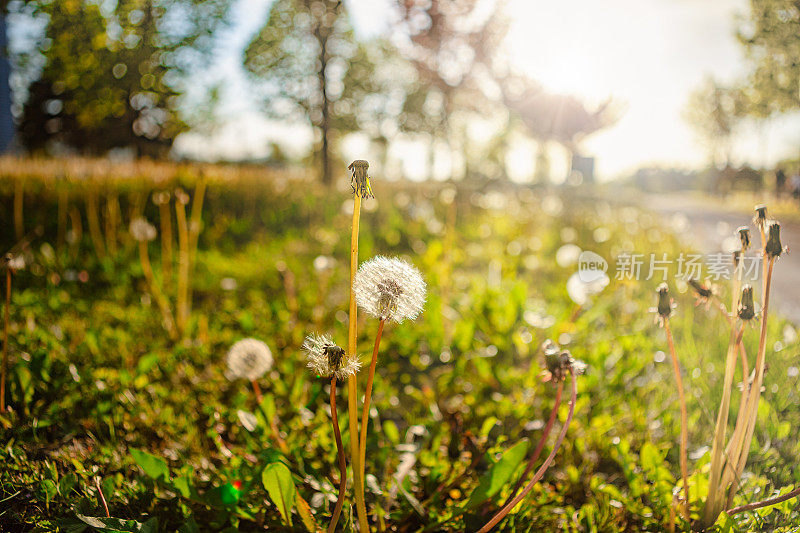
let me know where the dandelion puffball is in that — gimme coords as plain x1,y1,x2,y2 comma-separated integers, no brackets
354,256,426,322
303,333,360,380
130,217,157,242
226,338,273,381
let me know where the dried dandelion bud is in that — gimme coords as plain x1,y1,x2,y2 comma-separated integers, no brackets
732,249,741,267
688,279,712,300
129,217,157,242
737,285,755,321
753,205,767,229
545,346,587,382
354,256,426,322
737,226,751,251
349,160,374,199
152,190,171,205
656,283,673,319
226,338,273,381
765,221,784,258
303,333,360,380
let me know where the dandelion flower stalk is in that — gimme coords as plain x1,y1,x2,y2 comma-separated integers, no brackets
347,160,370,533
175,189,191,336
328,375,346,533
303,334,360,533
132,219,178,340
503,379,563,509
86,185,105,259
477,363,580,533
353,256,426,481
153,191,173,286
703,235,748,525
359,317,385,469
657,284,690,520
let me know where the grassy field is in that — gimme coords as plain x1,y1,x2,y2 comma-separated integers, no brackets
0,159,798,531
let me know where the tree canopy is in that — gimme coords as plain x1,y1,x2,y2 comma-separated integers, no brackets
17,0,228,156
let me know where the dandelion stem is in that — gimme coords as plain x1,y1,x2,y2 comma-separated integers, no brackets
477,369,577,533
86,187,105,259
95,477,110,518
138,241,178,340
329,376,347,533
359,318,385,471
724,257,775,510
158,201,173,286
1,268,10,413
175,199,190,336
664,317,690,521
347,193,369,532
251,379,263,403
725,485,800,517
502,380,563,509
703,324,744,525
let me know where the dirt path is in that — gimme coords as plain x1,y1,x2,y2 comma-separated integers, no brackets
644,193,800,323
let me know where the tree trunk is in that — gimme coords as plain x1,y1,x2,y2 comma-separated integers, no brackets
319,30,332,186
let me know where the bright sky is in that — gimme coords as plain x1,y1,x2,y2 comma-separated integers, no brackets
175,0,800,180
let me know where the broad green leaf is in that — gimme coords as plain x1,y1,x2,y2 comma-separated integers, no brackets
130,449,169,481
76,514,158,532
467,439,529,508
262,462,296,525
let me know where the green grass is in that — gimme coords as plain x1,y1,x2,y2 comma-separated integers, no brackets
0,164,798,531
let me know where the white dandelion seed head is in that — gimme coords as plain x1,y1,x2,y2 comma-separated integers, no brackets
226,338,273,381
354,256,426,322
152,190,171,206
6,254,25,270
303,333,360,380
129,217,157,242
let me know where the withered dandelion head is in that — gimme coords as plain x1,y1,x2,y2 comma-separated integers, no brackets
765,221,785,258
737,226,751,251
349,160,374,199
543,342,587,383
354,256,426,322
654,283,675,324
732,249,742,267
129,217,157,242
753,205,768,229
688,279,712,302
737,285,756,321
226,338,273,381
303,333,360,380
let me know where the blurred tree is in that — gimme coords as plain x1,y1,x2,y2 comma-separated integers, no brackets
737,0,800,114
684,77,746,166
393,0,507,178
17,0,228,157
343,38,415,174
244,0,373,185
501,73,619,182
